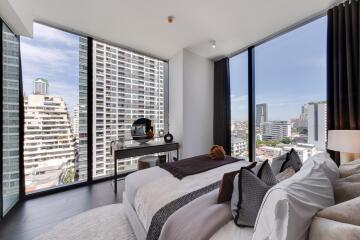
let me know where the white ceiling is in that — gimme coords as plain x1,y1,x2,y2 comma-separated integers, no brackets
7,0,341,60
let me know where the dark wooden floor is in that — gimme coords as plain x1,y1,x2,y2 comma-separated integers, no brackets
0,180,124,240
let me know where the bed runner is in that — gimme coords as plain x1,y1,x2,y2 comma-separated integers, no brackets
160,155,242,179
146,180,221,240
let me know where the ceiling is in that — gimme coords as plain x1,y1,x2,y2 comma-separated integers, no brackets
6,0,342,60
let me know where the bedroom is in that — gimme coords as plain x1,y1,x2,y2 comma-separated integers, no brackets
0,0,360,239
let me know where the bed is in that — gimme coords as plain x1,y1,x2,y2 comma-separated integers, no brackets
124,157,253,240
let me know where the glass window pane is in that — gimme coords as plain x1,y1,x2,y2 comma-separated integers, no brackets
230,52,249,159
2,23,20,215
255,16,327,162
20,23,88,193
92,40,166,178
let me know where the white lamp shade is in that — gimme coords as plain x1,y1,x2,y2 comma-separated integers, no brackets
328,130,360,153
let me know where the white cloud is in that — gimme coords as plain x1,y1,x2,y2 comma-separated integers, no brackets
21,41,71,64
33,23,78,48
231,94,248,103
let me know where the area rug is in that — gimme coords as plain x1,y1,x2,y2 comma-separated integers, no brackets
34,204,136,240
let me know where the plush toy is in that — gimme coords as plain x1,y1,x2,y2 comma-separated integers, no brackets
209,145,226,160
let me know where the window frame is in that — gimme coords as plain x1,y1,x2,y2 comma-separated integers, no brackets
20,22,170,199
230,14,327,162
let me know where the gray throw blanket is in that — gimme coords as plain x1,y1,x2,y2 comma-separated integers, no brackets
146,181,222,240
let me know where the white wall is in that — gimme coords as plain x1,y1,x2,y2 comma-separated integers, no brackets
169,50,184,146
0,0,33,36
169,49,214,159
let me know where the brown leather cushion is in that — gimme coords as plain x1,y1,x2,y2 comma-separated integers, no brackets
217,162,256,203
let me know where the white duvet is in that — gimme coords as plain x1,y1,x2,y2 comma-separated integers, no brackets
133,161,250,231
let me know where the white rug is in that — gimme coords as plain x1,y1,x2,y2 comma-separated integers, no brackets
34,204,136,240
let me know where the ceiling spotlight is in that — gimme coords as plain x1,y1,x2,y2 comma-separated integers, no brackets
167,16,174,24
210,40,216,49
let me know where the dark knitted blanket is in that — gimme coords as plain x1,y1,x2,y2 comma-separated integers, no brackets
160,154,242,179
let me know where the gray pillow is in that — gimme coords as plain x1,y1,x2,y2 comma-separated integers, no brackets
282,148,302,172
231,160,277,227
271,153,288,175
271,148,302,175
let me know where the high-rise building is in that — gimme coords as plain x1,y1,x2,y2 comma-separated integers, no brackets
24,83,76,192
76,37,88,180
33,78,49,95
2,23,20,212
92,40,165,177
73,105,79,140
294,103,310,129
231,136,247,157
256,103,268,127
307,101,327,151
260,121,291,141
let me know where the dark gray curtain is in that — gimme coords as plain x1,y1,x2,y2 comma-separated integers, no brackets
327,0,360,165
213,58,231,154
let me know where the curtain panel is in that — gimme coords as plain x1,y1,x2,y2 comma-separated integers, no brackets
213,58,231,154
327,0,360,165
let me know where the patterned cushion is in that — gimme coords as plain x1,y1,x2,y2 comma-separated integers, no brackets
217,162,256,203
282,148,302,172
231,160,277,227
271,148,302,174
271,153,288,175
275,167,296,182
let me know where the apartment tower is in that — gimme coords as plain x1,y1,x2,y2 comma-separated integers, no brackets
307,101,327,151
23,80,76,192
256,103,268,127
33,78,48,95
92,40,164,177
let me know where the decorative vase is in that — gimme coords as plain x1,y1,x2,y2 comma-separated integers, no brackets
164,132,173,143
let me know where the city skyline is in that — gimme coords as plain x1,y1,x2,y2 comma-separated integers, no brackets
230,16,327,122
20,23,80,117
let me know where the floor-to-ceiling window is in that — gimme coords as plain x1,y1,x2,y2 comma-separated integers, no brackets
2,22,21,215
92,40,166,178
20,23,88,193
254,16,327,162
230,52,249,158
229,16,327,163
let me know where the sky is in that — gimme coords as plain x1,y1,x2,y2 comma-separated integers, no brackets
230,16,327,121
20,23,80,116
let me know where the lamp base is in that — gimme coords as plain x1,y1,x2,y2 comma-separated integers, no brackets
340,152,360,164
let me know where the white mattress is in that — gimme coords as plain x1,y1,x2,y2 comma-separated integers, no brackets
210,221,253,240
125,166,170,207
126,161,250,231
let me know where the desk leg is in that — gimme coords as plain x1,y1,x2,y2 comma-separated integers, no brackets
114,157,117,193
176,149,179,161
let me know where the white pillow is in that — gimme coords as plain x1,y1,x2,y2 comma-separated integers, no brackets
252,152,339,240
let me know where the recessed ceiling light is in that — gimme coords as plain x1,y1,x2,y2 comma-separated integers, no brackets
210,40,216,49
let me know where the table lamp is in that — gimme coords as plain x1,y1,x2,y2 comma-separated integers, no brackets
327,130,360,164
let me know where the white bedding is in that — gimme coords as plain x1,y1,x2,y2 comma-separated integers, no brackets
127,160,249,231
210,221,253,240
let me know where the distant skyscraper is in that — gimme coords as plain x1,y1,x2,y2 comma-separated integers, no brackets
92,40,165,177
307,101,327,151
73,105,79,140
2,23,20,212
256,103,268,127
76,37,88,180
33,78,48,95
260,121,291,141
24,81,76,192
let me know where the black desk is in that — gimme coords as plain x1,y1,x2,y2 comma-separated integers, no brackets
113,140,179,193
